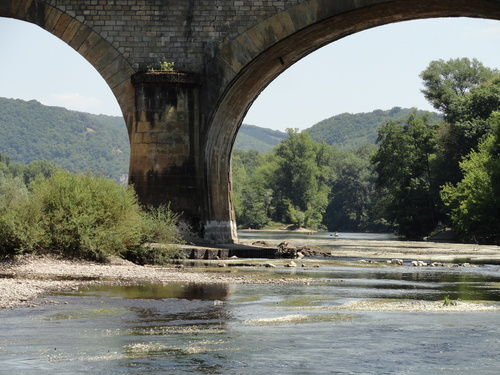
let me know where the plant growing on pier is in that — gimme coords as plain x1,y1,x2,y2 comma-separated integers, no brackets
147,59,175,72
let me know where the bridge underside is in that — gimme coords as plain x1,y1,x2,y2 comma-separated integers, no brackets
2,0,500,243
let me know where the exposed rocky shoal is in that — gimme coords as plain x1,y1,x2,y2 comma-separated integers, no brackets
1,239,499,310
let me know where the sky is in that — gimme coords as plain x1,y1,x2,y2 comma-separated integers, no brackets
1,16,500,132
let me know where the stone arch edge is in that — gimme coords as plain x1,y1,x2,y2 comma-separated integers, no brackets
201,0,500,239
0,0,136,128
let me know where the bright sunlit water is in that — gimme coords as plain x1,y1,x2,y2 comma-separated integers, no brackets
238,230,401,242
1,234,500,374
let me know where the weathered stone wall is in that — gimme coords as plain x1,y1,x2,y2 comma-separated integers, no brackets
1,0,304,72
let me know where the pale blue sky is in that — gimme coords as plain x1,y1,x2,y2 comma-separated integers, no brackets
1,16,500,132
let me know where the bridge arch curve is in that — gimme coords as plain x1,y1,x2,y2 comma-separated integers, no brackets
0,0,135,127
205,0,500,241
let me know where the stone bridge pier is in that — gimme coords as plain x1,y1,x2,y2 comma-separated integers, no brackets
128,70,237,243
2,0,500,243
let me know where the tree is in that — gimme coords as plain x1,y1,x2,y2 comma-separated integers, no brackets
232,150,272,229
440,113,500,243
372,112,440,238
325,144,383,231
421,58,500,186
272,129,331,228
435,74,500,185
420,58,498,115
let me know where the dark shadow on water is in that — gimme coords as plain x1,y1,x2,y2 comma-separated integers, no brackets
66,282,233,301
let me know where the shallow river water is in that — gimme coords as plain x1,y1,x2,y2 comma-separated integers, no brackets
1,236,500,374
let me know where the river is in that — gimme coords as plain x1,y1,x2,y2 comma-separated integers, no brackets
1,232,500,374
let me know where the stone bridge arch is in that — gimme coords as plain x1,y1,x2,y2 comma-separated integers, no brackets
206,0,500,243
1,0,500,244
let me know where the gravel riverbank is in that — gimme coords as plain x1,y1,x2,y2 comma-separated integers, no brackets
0,253,313,310
1,239,499,310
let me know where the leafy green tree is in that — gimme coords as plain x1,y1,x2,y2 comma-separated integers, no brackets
440,135,498,242
372,112,440,238
420,58,498,115
325,144,383,231
440,113,500,243
434,74,500,185
272,129,331,228
232,150,272,228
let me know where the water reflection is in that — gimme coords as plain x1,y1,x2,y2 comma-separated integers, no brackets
72,282,233,301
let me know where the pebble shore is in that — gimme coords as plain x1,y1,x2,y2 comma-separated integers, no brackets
0,254,313,309
1,239,499,311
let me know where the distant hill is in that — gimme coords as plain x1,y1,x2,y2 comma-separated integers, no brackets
0,97,129,181
306,107,442,150
0,97,285,178
234,124,287,153
0,98,442,179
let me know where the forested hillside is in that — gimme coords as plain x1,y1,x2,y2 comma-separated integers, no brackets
233,124,287,153
0,98,440,179
0,97,129,181
307,107,441,150
0,97,286,178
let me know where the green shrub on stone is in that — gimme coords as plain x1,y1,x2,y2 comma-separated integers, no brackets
141,204,184,244
123,204,186,264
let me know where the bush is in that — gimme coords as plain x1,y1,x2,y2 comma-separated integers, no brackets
141,204,184,244
0,170,184,262
123,205,186,264
28,171,145,261
0,175,45,256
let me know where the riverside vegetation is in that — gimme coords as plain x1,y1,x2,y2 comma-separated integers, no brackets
0,158,183,263
233,58,500,244
1,58,500,249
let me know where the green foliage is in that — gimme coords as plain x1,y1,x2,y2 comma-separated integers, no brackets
287,204,305,227
0,175,43,255
232,150,273,229
372,112,440,238
442,295,459,307
140,204,184,245
27,171,145,261
440,132,500,242
324,144,384,232
0,169,183,262
435,75,500,185
420,58,498,114
307,107,441,150
272,129,331,228
231,58,500,240
0,97,129,181
147,59,175,72
363,58,500,241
